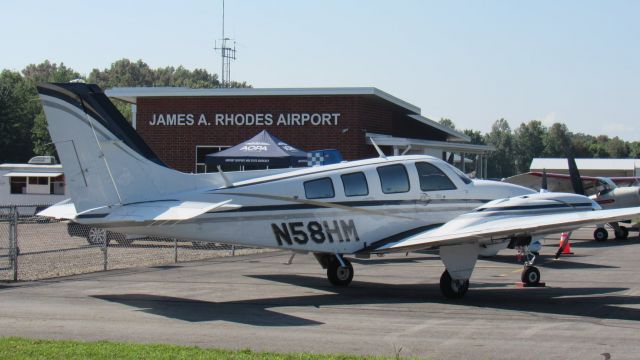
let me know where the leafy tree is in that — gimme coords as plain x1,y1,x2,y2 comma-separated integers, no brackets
22,60,82,84
513,120,546,173
606,136,628,158
463,129,485,145
484,118,515,178
629,142,640,158
589,135,610,158
0,70,37,162
570,133,595,158
543,123,571,157
20,61,82,157
438,118,456,130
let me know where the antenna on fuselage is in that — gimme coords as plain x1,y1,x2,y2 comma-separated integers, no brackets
369,137,387,159
540,168,549,193
217,166,234,188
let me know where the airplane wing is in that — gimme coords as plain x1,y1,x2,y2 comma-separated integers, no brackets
503,172,601,194
374,207,640,253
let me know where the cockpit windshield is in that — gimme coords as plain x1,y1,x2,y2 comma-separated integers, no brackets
446,163,473,184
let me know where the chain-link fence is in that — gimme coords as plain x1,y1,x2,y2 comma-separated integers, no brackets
0,205,273,281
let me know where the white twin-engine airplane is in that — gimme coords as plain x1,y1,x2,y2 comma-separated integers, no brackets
36,83,640,298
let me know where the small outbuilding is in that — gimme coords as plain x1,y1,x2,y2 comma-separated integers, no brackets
530,158,640,177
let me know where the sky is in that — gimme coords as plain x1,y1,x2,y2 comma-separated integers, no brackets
3,0,639,140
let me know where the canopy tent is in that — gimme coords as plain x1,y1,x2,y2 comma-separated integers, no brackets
205,130,308,168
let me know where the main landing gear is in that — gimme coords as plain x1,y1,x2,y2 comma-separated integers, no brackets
518,244,542,286
315,254,354,287
594,223,629,242
439,270,469,298
327,255,354,286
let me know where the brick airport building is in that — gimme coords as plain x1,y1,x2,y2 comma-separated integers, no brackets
106,87,493,177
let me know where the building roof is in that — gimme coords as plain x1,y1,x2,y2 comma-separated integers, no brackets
0,164,63,171
3,172,63,177
106,86,474,142
366,133,494,154
530,158,640,171
106,86,421,114
407,115,470,142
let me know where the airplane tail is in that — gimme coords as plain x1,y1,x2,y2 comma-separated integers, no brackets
37,83,220,214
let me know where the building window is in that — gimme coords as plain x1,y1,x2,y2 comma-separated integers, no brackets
377,164,410,194
341,172,369,197
9,176,63,195
195,145,230,173
415,162,457,191
10,177,27,194
50,175,65,195
304,178,335,199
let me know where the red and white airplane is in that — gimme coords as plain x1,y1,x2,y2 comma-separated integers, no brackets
504,171,640,241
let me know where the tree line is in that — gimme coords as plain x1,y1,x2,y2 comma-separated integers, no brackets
440,118,640,178
0,59,249,163
1,59,638,178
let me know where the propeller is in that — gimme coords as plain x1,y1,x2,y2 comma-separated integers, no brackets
540,168,548,193
565,146,586,195
555,143,582,259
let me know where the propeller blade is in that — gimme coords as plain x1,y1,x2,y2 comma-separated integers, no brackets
541,168,548,192
564,145,586,195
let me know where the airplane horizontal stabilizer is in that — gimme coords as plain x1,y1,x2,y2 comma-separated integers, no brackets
103,200,239,222
37,199,78,220
375,206,640,253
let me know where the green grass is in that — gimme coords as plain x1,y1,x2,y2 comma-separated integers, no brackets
0,337,412,360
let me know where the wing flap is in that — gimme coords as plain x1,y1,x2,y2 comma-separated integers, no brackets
375,207,640,253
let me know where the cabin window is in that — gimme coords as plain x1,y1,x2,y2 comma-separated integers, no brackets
304,177,335,199
377,164,410,194
341,172,369,197
9,177,27,194
415,162,457,191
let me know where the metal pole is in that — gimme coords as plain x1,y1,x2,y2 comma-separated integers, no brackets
174,238,178,263
102,237,108,271
10,206,18,281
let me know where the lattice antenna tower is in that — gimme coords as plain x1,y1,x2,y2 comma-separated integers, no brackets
214,0,236,88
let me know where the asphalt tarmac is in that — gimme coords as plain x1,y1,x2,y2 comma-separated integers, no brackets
1,227,639,360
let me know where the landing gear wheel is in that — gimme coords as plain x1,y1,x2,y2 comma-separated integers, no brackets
521,266,541,285
593,228,608,242
327,257,353,287
439,270,469,299
87,227,109,246
615,226,629,240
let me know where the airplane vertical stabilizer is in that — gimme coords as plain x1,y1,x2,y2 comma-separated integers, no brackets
37,83,222,213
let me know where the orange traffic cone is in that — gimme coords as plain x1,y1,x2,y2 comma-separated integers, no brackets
559,232,574,255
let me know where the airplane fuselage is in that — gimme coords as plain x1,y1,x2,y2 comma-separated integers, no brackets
81,156,535,254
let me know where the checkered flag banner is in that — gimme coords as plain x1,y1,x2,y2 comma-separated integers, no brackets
308,152,326,166
307,149,343,166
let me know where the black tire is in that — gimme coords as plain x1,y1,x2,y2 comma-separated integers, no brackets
327,257,353,287
521,266,541,285
594,228,608,242
615,226,629,240
86,227,109,246
439,270,469,299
